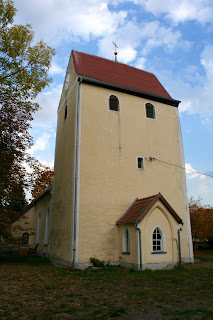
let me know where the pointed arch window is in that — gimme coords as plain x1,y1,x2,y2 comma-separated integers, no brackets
109,95,120,112
21,232,30,246
145,103,155,119
152,228,162,252
122,228,130,253
152,226,166,253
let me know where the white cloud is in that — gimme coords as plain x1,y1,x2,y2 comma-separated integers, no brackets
13,0,127,45
167,45,213,119
122,0,213,24
186,163,213,199
185,163,200,180
32,84,62,128
49,63,66,76
135,57,146,69
118,45,137,63
40,160,54,170
140,21,191,54
98,18,189,65
201,45,213,78
28,133,51,155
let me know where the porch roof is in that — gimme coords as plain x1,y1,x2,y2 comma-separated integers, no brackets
116,193,183,225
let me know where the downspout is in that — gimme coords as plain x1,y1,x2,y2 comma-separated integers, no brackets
72,77,82,265
134,222,142,270
178,223,184,264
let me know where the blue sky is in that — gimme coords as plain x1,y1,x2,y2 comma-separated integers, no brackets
13,0,213,206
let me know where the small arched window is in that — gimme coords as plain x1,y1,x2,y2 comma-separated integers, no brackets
64,105,67,120
145,103,155,119
123,228,130,253
109,95,119,112
152,227,164,252
21,232,30,246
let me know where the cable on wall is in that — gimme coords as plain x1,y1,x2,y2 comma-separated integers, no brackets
146,157,213,179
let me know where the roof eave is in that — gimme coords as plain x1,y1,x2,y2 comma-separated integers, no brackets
116,197,138,225
78,76,180,107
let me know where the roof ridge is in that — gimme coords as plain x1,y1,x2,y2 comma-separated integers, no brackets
72,50,154,77
137,193,159,201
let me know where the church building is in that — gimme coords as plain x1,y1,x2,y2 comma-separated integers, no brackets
14,50,194,270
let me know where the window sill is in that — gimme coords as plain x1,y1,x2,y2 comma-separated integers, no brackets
151,251,167,254
122,252,130,255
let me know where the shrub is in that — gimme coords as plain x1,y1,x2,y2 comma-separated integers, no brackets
90,257,105,267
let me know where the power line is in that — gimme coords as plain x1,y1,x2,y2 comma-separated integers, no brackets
147,157,213,179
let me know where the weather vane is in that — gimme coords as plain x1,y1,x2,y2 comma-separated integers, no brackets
112,41,118,62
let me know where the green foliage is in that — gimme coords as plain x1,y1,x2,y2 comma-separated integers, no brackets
0,0,55,243
90,257,105,267
0,1,55,103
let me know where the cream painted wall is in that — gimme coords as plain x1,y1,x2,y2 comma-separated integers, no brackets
35,192,52,256
78,83,191,264
12,206,36,248
140,202,179,265
49,58,78,262
117,225,138,265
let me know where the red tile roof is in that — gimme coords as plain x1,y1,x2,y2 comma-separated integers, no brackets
116,193,182,225
72,50,175,102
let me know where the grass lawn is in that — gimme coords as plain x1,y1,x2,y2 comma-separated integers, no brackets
0,252,213,320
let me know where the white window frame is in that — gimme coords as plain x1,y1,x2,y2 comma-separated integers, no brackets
136,156,145,170
44,207,49,245
145,102,156,120
151,225,166,253
21,232,30,246
108,94,120,113
122,228,130,253
36,211,41,244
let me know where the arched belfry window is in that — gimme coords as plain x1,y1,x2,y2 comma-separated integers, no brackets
123,228,130,253
109,95,119,112
145,103,155,119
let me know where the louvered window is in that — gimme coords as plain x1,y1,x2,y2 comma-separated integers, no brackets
146,103,155,119
109,95,119,112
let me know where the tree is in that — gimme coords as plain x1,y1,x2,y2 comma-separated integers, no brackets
0,0,55,104
0,0,55,243
31,167,54,201
189,197,213,247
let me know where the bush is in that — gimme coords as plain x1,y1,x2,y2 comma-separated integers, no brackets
90,257,105,267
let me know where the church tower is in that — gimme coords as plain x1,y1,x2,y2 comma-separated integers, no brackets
49,50,194,269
